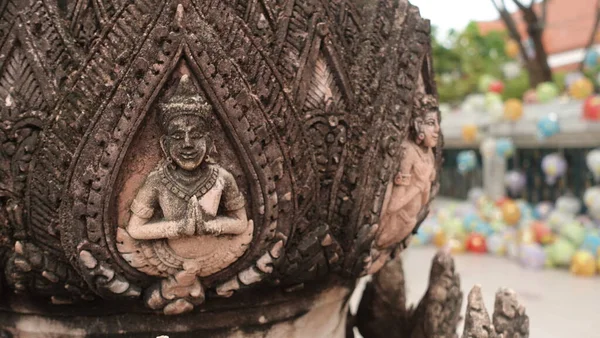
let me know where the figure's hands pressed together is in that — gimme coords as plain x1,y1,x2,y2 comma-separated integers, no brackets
178,196,199,237
202,222,223,236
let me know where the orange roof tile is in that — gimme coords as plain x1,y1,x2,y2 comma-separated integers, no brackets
477,0,597,55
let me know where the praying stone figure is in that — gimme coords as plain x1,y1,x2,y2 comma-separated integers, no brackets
117,75,253,314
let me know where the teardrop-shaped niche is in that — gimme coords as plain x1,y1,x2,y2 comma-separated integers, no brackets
113,62,256,281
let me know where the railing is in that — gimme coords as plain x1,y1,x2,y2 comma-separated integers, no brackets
439,148,598,205
439,149,483,200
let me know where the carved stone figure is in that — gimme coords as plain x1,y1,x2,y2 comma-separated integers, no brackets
379,94,439,246
116,74,253,314
366,94,440,274
0,0,528,337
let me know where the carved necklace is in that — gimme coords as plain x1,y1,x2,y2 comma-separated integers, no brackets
159,162,219,201
414,142,433,165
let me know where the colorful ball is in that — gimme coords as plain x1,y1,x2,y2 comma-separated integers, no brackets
523,89,539,104
442,218,466,238
465,233,487,253
490,220,507,233
586,149,600,182
495,138,514,158
570,251,597,277
541,152,567,184
488,80,505,94
517,228,536,246
473,221,494,237
534,201,554,220
467,187,485,205
479,137,496,159
495,196,510,207
548,238,577,267
547,210,574,232
437,208,453,224
577,215,598,231
502,62,521,79
561,221,586,247
487,233,507,256
433,230,447,248
536,82,559,103
503,99,524,121
505,40,520,58
461,124,479,143
485,92,503,108
517,200,534,220
584,49,599,68
530,221,554,245
461,94,486,113
569,78,594,99
583,187,600,211
537,115,561,140
556,195,582,216
583,96,600,121
463,213,481,232
501,200,521,226
506,238,519,260
447,237,466,254
581,232,600,255
565,72,586,88
457,150,479,174
519,244,546,269
412,230,433,246
505,171,527,196
479,75,497,93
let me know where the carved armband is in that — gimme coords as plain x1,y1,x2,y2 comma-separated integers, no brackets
224,194,246,211
393,173,411,186
131,199,155,219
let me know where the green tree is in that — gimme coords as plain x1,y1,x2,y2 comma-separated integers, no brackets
433,22,510,104
490,0,553,87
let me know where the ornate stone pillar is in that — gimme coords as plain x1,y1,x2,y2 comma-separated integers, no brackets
0,1,527,337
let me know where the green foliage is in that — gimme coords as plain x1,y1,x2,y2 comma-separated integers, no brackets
553,72,567,92
502,72,529,100
501,72,569,101
433,22,511,104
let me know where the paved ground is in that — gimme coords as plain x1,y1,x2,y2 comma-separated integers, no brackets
350,246,600,337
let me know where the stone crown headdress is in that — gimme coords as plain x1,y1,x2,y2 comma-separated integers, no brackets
412,93,439,118
158,74,213,130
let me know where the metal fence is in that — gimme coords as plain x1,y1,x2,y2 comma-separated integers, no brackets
439,149,483,200
440,147,598,204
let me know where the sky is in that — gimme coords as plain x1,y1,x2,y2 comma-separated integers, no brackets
409,0,522,36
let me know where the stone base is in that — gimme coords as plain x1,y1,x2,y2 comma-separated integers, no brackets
0,287,350,338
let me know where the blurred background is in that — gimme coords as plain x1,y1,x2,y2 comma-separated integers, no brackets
358,0,600,336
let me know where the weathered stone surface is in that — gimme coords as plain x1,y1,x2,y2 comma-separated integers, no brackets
356,251,530,338
0,0,526,336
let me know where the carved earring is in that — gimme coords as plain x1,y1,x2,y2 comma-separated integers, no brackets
166,156,176,170
417,132,425,144
206,143,217,164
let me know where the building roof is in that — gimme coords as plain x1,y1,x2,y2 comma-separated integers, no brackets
478,0,597,57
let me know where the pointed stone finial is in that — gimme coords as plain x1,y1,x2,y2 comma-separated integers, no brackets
462,285,496,338
175,3,185,30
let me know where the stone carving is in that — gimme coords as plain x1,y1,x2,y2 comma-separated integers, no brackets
0,0,529,336
356,251,530,338
378,93,440,249
367,93,440,274
116,74,253,314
